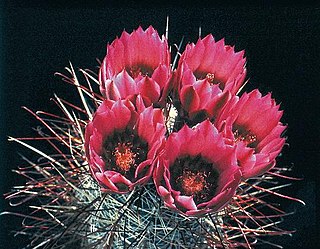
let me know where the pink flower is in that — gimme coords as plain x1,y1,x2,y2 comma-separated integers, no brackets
175,34,246,95
99,26,171,106
215,89,286,178
154,120,241,216
85,98,166,193
177,76,231,125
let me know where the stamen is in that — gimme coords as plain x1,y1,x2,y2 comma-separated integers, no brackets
194,71,223,86
170,155,219,204
101,130,148,179
128,65,151,78
206,73,216,84
113,142,136,172
177,170,208,196
233,129,257,146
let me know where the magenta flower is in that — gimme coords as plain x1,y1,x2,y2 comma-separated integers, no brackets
154,120,241,216
175,34,246,95
178,73,231,123
85,98,166,193
215,89,286,178
99,26,171,106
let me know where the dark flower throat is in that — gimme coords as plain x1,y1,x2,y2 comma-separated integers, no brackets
101,129,148,180
127,64,153,78
170,155,219,204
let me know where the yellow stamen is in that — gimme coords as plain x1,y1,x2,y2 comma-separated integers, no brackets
233,129,257,145
206,73,215,84
114,143,136,172
178,171,207,196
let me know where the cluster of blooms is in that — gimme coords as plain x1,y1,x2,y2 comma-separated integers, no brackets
85,26,286,216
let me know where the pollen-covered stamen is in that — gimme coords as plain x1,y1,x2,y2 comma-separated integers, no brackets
170,155,219,204
114,142,136,172
101,130,148,178
177,170,208,196
233,129,257,146
194,71,222,86
205,73,216,84
127,65,153,78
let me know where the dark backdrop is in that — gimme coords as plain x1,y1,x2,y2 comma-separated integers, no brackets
1,1,319,248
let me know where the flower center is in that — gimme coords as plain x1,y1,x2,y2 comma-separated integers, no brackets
170,155,219,204
101,130,148,178
194,71,222,86
114,142,136,172
127,65,153,78
205,73,218,84
178,170,207,195
233,128,257,147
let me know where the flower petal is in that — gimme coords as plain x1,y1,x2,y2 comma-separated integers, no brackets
175,195,197,212
111,100,132,131
137,77,161,103
180,85,200,113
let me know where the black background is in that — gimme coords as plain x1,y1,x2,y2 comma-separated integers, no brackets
0,1,319,248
